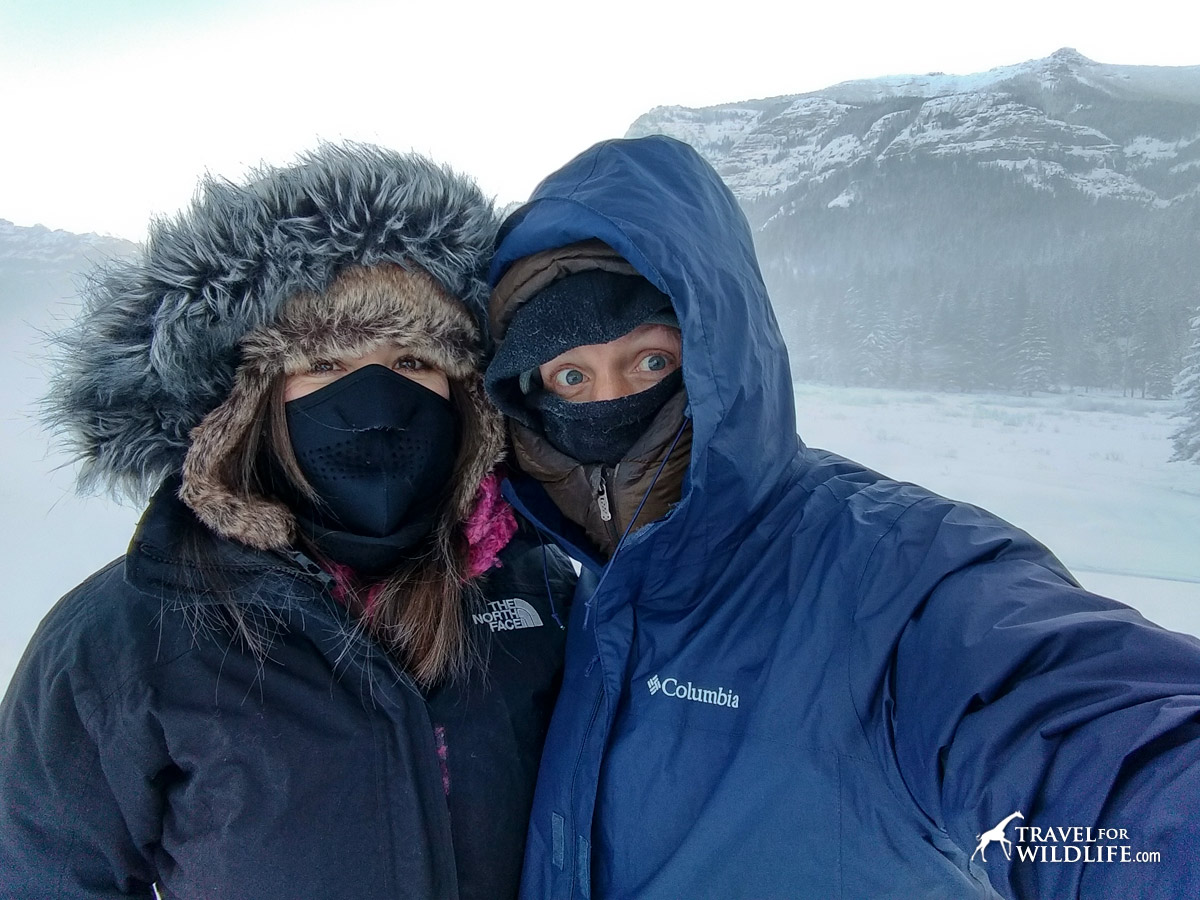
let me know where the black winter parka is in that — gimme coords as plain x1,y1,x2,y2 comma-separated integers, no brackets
0,483,574,900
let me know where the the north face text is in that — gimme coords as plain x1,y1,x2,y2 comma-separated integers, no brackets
472,598,544,631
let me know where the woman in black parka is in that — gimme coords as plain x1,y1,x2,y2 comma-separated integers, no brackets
0,143,574,899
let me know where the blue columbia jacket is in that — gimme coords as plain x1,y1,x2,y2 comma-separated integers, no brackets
490,136,1200,899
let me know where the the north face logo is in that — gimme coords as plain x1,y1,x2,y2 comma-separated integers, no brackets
646,673,739,708
472,598,544,632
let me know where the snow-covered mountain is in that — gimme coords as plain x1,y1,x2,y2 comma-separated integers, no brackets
629,49,1200,215
0,218,135,264
1,219,137,329
627,50,1200,395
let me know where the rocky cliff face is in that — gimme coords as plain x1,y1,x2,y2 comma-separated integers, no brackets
629,49,1200,222
627,50,1200,395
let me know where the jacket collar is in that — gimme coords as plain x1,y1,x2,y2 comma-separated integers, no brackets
124,478,332,608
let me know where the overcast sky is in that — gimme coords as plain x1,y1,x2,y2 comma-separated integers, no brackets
2,0,1198,240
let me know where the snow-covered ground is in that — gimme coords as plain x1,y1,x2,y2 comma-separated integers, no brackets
792,383,1200,636
2,377,1198,691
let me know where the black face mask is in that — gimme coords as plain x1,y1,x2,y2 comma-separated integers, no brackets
534,370,683,466
274,365,459,576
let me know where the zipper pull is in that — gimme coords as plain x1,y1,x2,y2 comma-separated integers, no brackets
285,550,336,590
593,470,613,522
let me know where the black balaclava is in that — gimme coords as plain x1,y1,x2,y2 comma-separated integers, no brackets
485,269,682,465
535,370,683,466
271,364,459,577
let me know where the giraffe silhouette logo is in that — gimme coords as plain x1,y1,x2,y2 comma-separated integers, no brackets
971,811,1025,863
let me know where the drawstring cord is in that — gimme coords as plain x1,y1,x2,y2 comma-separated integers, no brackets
582,419,689,628
538,532,566,630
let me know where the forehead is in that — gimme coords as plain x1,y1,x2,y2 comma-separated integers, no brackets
560,324,681,359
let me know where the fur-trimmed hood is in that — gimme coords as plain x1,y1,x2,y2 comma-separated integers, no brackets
179,262,503,550
45,142,500,505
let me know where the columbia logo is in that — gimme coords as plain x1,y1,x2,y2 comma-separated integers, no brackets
646,673,740,708
472,598,544,632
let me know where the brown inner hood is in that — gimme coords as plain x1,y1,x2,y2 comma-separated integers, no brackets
490,241,692,558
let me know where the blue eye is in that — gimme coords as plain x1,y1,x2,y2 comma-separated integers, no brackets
554,368,585,387
638,354,671,373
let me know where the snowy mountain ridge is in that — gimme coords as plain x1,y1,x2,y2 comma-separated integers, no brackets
627,49,1200,216
625,50,1200,397
0,219,138,329
0,218,135,265
817,48,1200,105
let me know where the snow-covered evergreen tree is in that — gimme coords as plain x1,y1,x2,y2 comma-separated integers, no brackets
856,325,897,386
1016,312,1052,396
1171,309,1200,463
1144,359,1176,400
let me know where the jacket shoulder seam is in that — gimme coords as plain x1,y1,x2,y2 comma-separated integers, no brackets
851,493,943,597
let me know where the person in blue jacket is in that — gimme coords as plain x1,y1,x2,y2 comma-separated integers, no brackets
483,135,1200,899
0,143,575,899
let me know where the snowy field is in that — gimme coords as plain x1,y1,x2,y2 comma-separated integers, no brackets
792,383,1200,636
2,370,1199,691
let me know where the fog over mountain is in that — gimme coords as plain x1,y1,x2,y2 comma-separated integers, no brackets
628,49,1200,397
0,220,141,687
0,218,137,440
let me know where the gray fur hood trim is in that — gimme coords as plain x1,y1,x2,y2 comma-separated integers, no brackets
44,142,500,499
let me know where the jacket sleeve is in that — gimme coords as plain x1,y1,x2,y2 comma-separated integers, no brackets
0,594,161,898
857,497,1200,899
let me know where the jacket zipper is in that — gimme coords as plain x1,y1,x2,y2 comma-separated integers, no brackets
289,556,453,890
590,466,622,548
283,550,337,591
281,549,428,695
567,684,606,900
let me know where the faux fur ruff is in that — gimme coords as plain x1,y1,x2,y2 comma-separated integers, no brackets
43,142,500,501
462,473,518,578
180,263,505,549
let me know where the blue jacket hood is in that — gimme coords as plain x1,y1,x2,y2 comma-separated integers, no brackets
491,136,799,560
